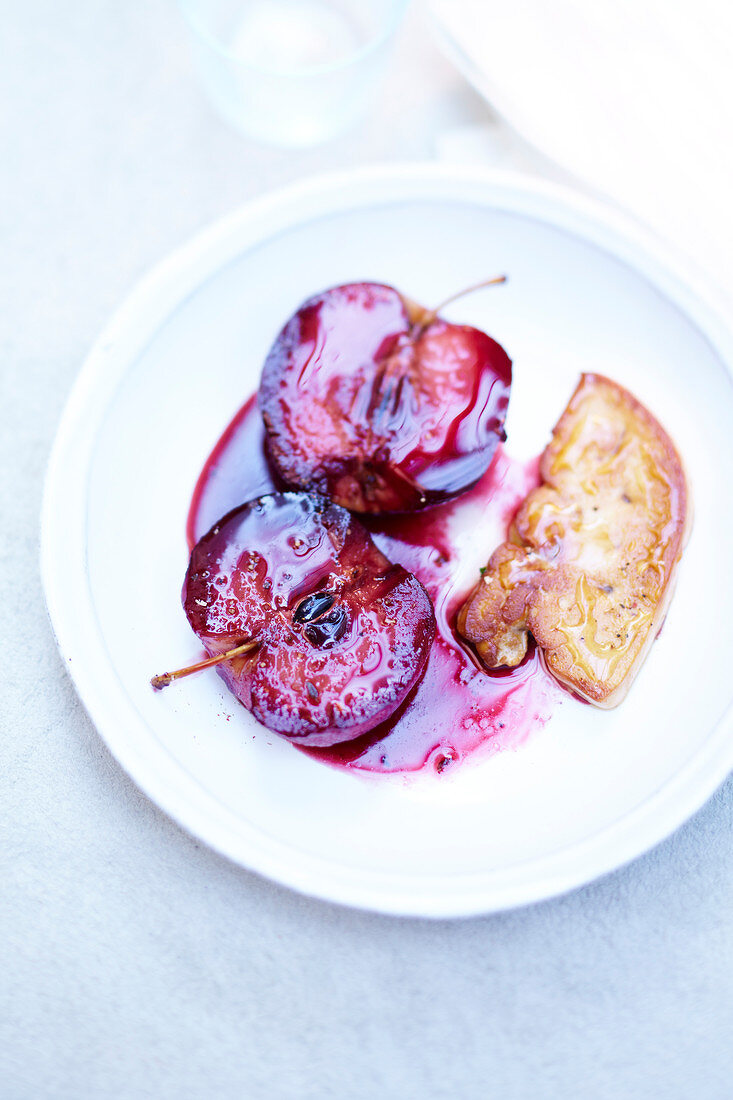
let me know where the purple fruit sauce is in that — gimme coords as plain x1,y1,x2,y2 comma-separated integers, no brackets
187,394,562,774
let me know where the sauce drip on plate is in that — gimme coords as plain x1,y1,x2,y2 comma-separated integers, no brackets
187,394,561,773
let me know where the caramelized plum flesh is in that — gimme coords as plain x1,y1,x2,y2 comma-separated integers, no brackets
259,283,512,513
183,493,436,746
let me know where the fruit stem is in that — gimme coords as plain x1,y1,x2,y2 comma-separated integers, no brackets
424,275,506,321
418,274,507,330
150,639,259,691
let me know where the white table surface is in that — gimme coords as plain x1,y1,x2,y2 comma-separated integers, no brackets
3,3,731,1097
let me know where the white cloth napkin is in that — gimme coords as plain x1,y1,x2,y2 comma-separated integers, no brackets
429,0,733,304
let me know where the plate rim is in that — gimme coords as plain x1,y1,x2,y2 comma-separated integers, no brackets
40,163,733,917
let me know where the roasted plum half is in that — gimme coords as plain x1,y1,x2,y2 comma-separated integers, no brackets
259,281,512,514
172,492,435,747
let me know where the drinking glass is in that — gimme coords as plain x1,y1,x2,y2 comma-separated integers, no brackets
180,0,409,147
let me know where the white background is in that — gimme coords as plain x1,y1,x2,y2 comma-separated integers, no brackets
3,2,731,1097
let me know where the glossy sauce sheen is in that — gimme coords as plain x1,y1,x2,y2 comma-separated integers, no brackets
187,396,562,773
184,493,435,747
259,283,512,514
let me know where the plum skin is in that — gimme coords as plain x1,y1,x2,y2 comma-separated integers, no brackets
183,492,436,747
259,282,512,514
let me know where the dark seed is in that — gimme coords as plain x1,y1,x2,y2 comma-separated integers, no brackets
305,680,319,702
435,752,454,774
293,591,335,623
304,606,348,649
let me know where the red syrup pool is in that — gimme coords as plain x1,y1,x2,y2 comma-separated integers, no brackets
186,394,563,774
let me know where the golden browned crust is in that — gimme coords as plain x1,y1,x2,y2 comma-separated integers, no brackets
457,374,690,707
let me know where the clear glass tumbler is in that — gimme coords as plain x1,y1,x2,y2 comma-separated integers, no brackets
180,0,409,147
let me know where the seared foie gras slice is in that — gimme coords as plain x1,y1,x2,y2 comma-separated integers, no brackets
457,374,690,707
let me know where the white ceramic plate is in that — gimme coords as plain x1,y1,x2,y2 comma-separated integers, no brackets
41,166,733,917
